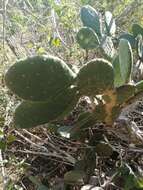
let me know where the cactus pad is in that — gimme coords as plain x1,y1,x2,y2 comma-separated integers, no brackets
76,27,100,49
116,84,135,105
77,59,114,95
112,55,124,87
5,55,76,101
132,24,143,37
14,87,78,128
80,5,101,37
119,39,133,84
105,11,116,36
135,80,143,94
101,36,115,59
118,33,136,49
137,34,143,59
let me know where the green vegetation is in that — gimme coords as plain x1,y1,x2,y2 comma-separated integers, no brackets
0,1,143,190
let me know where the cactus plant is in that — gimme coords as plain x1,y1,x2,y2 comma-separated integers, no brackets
5,38,143,128
77,5,116,60
5,55,79,128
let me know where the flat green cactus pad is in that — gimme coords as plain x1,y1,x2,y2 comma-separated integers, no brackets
105,11,116,36
101,36,115,59
116,84,135,105
76,27,100,49
119,39,133,84
112,55,124,87
14,87,78,128
5,55,76,101
80,5,101,37
137,34,143,59
77,59,114,95
118,33,136,49
132,24,143,37
135,80,143,94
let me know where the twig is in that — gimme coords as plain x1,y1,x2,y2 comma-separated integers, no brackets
14,130,75,164
2,0,9,65
7,149,74,166
0,150,7,190
22,129,42,141
24,129,76,163
14,130,48,152
51,9,68,48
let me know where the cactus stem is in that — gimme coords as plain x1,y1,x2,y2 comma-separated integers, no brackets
103,90,117,125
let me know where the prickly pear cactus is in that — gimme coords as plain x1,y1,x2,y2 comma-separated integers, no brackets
80,5,101,37
14,86,77,128
132,23,143,37
112,55,123,87
76,27,100,49
5,55,78,128
77,5,116,60
5,55,76,101
77,59,114,95
137,34,143,61
104,11,116,36
4,28,143,130
119,39,133,83
118,33,137,49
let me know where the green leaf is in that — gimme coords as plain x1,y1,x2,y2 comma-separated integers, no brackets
0,130,4,138
7,135,16,144
37,47,46,55
0,140,6,150
52,38,61,47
